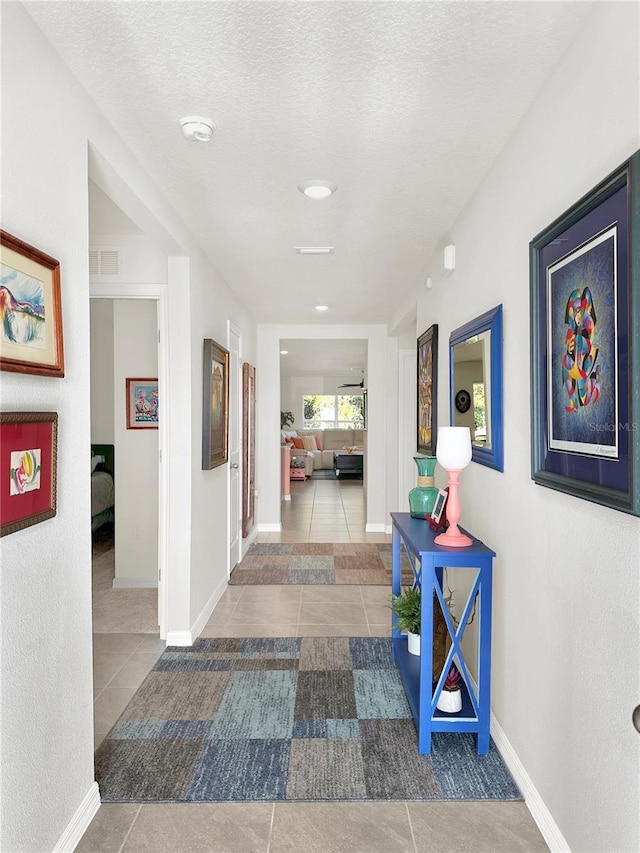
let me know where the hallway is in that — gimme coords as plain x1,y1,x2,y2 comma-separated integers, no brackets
82,478,548,852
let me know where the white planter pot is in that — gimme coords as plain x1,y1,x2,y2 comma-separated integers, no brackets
407,631,420,656
436,688,462,713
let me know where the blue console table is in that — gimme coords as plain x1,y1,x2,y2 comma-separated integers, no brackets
391,512,495,755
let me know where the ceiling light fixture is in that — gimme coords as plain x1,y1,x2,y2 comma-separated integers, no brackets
315,305,329,312
295,247,335,254
280,350,289,355
179,116,216,143
298,180,338,199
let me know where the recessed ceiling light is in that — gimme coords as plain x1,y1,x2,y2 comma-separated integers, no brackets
295,247,335,254
179,116,216,143
280,350,289,355
298,180,338,199
315,305,329,312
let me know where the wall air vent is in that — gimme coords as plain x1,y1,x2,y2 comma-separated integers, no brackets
89,247,121,278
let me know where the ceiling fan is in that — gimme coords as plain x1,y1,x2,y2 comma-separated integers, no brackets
339,378,365,388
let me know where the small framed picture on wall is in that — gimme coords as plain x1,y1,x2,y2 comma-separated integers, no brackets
126,378,159,429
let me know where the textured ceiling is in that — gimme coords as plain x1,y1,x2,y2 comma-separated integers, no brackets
27,1,593,326
279,338,367,378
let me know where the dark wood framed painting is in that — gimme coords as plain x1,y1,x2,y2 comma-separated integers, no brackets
530,150,639,516
202,338,229,470
242,361,256,537
0,230,65,377
417,324,438,455
0,412,58,536
126,378,158,429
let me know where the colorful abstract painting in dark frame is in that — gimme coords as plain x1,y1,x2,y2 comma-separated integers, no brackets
530,151,640,516
417,324,438,456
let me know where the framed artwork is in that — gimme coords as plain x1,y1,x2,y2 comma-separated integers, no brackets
0,230,64,377
417,324,438,455
202,338,229,470
530,151,639,516
242,362,256,537
126,378,159,429
1,412,58,537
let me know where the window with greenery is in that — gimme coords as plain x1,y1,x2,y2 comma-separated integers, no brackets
303,395,365,429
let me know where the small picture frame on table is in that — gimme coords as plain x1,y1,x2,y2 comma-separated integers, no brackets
430,488,448,524
0,412,58,537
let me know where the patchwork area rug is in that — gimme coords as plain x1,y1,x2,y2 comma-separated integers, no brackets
230,543,414,585
95,637,521,803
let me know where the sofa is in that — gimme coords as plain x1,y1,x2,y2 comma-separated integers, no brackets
281,428,365,471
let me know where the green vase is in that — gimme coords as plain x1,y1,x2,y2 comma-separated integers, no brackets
408,456,439,519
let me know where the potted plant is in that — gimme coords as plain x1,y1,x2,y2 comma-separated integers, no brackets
390,586,421,655
436,664,463,713
280,410,295,429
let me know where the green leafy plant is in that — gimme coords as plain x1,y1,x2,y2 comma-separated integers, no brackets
390,586,421,635
280,410,295,429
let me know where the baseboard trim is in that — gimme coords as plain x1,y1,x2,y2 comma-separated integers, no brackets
365,523,386,533
258,523,282,532
165,630,193,646
190,574,227,640
52,781,100,853
490,712,571,852
112,577,158,589
242,527,258,556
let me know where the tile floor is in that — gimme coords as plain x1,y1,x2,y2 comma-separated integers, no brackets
81,477,549,852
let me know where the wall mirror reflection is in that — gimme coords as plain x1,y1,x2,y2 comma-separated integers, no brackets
449,305,503,471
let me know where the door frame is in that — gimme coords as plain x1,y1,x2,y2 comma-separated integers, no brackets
227,321,242,575
90,282,169,638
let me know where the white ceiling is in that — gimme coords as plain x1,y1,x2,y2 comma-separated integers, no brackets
279,338,367,378
27,1,593,328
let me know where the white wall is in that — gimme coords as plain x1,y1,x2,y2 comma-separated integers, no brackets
416,4,640,851
0,5,257,849
90,300,115,443
113,300,159,586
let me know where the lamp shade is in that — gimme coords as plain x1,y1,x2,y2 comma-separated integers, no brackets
436,427,472,470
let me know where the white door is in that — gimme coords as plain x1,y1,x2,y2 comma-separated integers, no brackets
228,322,242,574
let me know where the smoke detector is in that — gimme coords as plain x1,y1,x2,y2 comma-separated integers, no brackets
179,116,216,143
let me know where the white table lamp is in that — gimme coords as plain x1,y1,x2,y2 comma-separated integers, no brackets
435,426,473,547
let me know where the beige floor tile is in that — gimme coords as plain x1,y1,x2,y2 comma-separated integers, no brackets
297,623,370,636
299,601,366,624
231,600,300,623
93,687,138,732
134,635,166,654
76,804,141,853
121,803,274,853
270,802,415,853
301,585,364,603
368,624,392,636
93,651,132,689
93,633,147,654
106,652,161,688
407,801,549,853
364,603,391,623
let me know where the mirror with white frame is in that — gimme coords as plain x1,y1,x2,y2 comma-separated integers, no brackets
449,305,503,471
